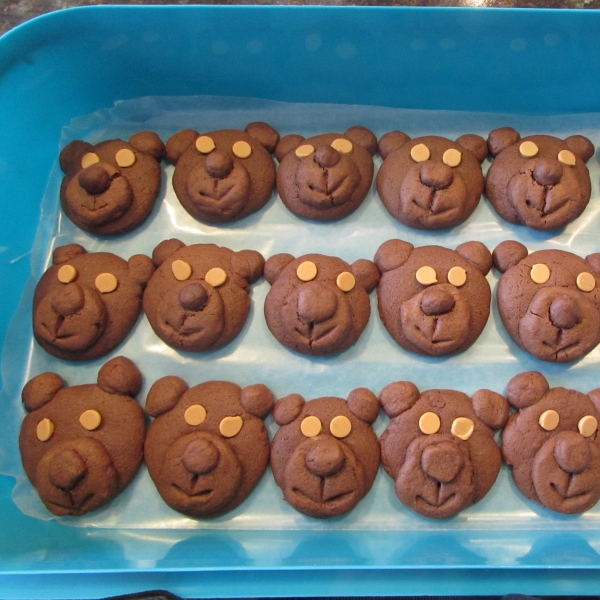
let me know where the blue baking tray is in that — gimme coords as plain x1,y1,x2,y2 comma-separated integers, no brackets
2,5,600,598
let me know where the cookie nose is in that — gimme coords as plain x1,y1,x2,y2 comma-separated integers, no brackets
533,158,563,187
179,283,209,312
78,164,111,195
205,150,234,179
314,145,341,169
554,431,591,474
297,282,338,324
420,161,454,190
51,283,85,316
305,436,345,477
421,441,464,484
183,438,220,475
549,295,582,330
49,449,87,491
421,286,455,316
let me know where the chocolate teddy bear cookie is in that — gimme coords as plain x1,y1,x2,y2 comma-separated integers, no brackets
33,244,154,361
375,239,492,356
166,122,279,224
270,389,380,518
485,127,595,230
494,240,600,363
275,126,377,221
144,378,274,518
502,372,600,514
263,253,380,356
143,239,264,352
59,131,165,236
379,381,509,519
19,357,146,516
376,131,487,230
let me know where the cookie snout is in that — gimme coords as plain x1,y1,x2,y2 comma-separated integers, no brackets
205,150,234,179
555,431,592,474
420,161,454,190
420,286,456,316
297,282,338,324
305,437,346,477
315,145,341,169
50,283,85,316
421,440,464,483
532,158,563,187
550,295,582,330
182,437,220,475
49,448,88,491
178,282,209,312
78,164,112,195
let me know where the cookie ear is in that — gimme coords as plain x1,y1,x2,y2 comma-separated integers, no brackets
129,131,165,161
52,244,87,265
374,239,414,273
379,381,420,418
273,393,305,426
145,376,188,417
456,134,487,164
455,241,492,276
587,389,600,414
487,127,520,157
471,389,509,430
492,240,528,273
506,371,549,410
347,388,379,424
245,122,280,154
128,254,155,286
378,131,411,160
275,134,305,162
97,356,142,397
152,239,186,268
345,126,377,157
586,254,600,276
565,135,595,163
22,373,64,412
165,129,199,165
231,250,265,284
240,384,275,419
351,259,380,293
264,253,295,285
59,140,95,175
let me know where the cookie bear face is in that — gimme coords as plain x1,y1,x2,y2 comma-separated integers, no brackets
502,372,600,514
485,128,595,230
144,378,274,518
271,389,380,518
375,239,492,356
19,357,145,516
263,253,380,356
33,244,155,361
275,126,377,221
376,132,487,230
166,122,279,224
59,132,165,236
143,239,264,352
380,382,509,519
494,241,600,363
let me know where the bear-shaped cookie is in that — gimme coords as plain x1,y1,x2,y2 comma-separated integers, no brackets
144,378,274,518
166,122,279,224
379,381,509,519
270,389,380,518
376,131,487,230
143,239,264,352
485,127,595,230
59,132,165,236
502,372,600,514
19,357,146,516
374,239,492,356
263,253,380,356
33,244,155,361
493,240,600,363
275,126,377,221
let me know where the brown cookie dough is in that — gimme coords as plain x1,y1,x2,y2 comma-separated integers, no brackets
59,132,165,236
166,122,279,224
144,378,274,518
263,253,380,356
19,357,145,516
33,244,154,361
494,241,600,362
485,128,595,230
271,389,380,518
376,132,487,230
502,372,600,514
380,382,508,519
375,239,492,356
143,239,264,352
275,126,377,221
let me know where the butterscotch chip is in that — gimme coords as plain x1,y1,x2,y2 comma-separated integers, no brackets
115,148,136,168
36,418,55,442
300,415,322,437
297,261,318,282
57,264,77,284
519,141,539,158
558,149,576,166
95,272,118,293
451,417,474,440
577,272,595,292
331,138,353,155
196,136,216,154
205,267,227,288
530,263,550,284
184,404,207,426
442,148,462,167
330,415,352,438
232,141,252,159
419,411,440,434
539,409,559,431
336,271,355,292
579,415,597,438
172,259,192,281
410,143,430,162
219,415,243,438
81,152,100,169
295,144,315,158
80,409,102,431
416,265,437,286
447,266,467,287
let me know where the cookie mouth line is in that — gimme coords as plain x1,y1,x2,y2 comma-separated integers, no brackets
291,486,355,506
411,195,457,217
171,482,214,500
549,481,593,502
411,319,457,346
415,490,458,509
47,491,94,512
294,321,337,348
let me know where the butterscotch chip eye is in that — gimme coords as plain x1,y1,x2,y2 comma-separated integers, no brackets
297,261,318,282
410,143,430,162
577,272,595,292
519,141,539,158
336,271,355,292
295,144,315,158
95,273,118,293
301,415,322,437
447,266,467,287
331,138,353,155
184,404,207,426
578,415,597,438
172,260,192,281
530,263,550,284
196,136,216,154
36,418,55,442
539,409,559,431
57,264,77,284
330,415,352,438
416,266,437,286
80,409,102,431
232,140,252,159
220,415,243,438
115,148,136,168
442,148,462,167
419,412,441,435
205,267,227,288
451,417,474,441
81,152,100,169
558,149,576,166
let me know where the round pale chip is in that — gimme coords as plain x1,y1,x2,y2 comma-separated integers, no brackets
172,259,192,281
336,271,355,292
410,143,430,162
442,148,462,167
451,417,474,441
297,261,318,282
416,266,437,286
220,415,243,438
330,415,352,438
295,144,315,158
80,409,102,431
184,404,207,426
578,415,597,438
331,138,353,155
95,272,118,293
448,266,467,287
558,149,576,166
232,140,252,159
196,136,216,154
205,267,227,287
300,415,322,438
115,148,136,168
57,264,77,284
539,409,559,431
577,272,595,292
530,263,550,284
81,152,100,169
36,418,55,442
419,412,441,435
519,141,539,158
